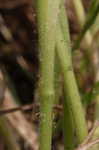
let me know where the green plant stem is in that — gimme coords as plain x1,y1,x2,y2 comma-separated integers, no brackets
54,54,74,150
58,1,88,144
56,22,88,144
59,1,71,46
59,2,75,149
73,0,99,50
54,56,62,105
72,0,92,49
62,92,74,150
0,117,20,150
36,0,61,150
71,1,99,149
72,0,85,26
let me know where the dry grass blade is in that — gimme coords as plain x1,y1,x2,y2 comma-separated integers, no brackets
2,88,38,150
76,139,99,150
0,70,38,150
76,121,99,150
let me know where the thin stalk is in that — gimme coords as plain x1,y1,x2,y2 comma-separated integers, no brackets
73,0,99,50
91,42,99,150
54,55,62,105
53,60,74,150
36,1,61,150
59,2,75,149
58,1,88,144
62,92,74,150
54,54,74,150
71,1,99,149
72,0,85,27
59,1,71,46
56,23,88,144
72,0,92,48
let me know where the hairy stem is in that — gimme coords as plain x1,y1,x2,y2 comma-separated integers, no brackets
36,0,60,150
